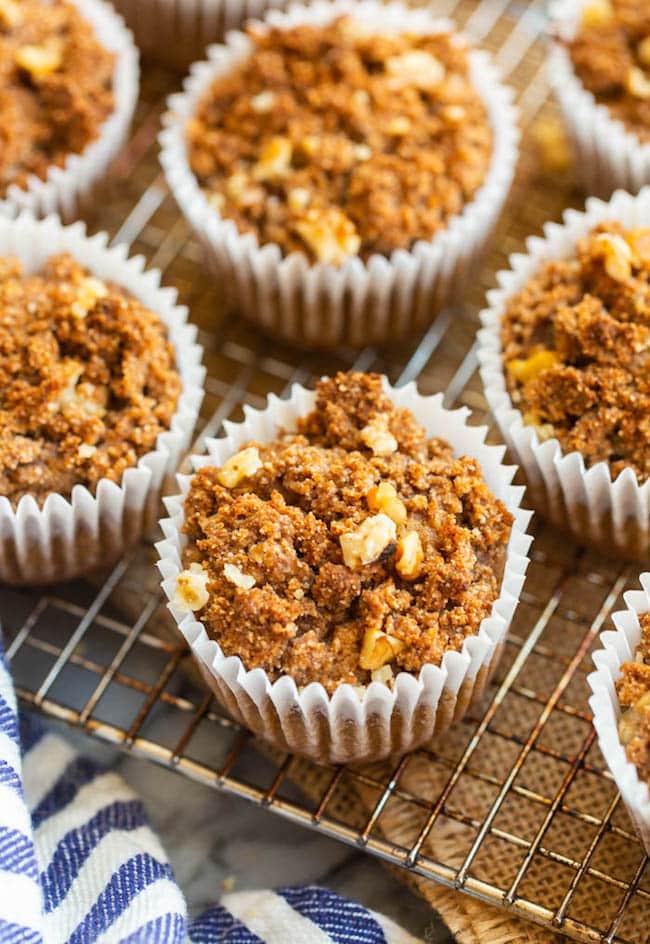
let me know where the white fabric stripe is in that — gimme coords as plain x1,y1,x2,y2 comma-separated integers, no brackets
374,912,424,944
223,890,332,944
34,771,137,867
0,729,21,782
93,878,186,943
43,824,170,942
23,734,77,811
0,870,42,927
0,781,33,839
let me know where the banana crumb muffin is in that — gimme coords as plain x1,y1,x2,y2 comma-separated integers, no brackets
173,372,513,693
0,0,115,197
566,0,650,142
501,222,650,482
617,612,650,784
0,253,181,504
187,16,493,265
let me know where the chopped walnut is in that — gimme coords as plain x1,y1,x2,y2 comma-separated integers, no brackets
295,208,361,266
386,50,445,89
340,513,397,569
360,414,398,456
253,136,292,181
594,232,633,281
396,531,424,580
217,446,262,488
174,563,210,612
288,188,311,212
618,692,650,745
250,90,275,113
626,66,650,101
70,277,108,319
77,443,97,460
223,562,256,589
359,625,404,671
15,39,62,78
366,481,407,526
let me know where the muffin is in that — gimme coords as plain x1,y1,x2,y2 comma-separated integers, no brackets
0,0,138,219
589,575,650,854
549,0,650,196
0,214,204,585
478,187,650,561
160,0,519,349
157,372,531,764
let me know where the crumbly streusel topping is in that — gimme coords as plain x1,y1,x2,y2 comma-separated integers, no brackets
176,372,512,693
617,612,650,784
0,0,115,197
566,0,650,142
501,222,650,482
0,254,181,504
187,17,493,265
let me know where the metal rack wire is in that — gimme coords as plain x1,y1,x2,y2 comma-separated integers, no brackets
3,1,650,941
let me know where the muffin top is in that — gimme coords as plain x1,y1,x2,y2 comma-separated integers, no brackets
0,0,115,198
187,16,493,266
566,0,650,142
616,613,650,784
174,372,513,694
501,222,650,482
0,254,181,504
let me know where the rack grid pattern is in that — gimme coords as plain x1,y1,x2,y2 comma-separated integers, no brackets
3,1,650,941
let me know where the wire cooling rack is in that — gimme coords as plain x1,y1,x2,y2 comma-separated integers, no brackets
3,1,650,941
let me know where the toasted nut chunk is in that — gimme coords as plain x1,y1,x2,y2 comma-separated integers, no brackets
506,349,560,383
626,66,650,100
594,232,633,281
288,187,311,212
217,446,262,488
295,207,361,265
371,664,394,685
619,692,650,744
251,91,275,113
396,530,424,580
353,143,372,162
625,227,650,265
386,116,411,136
77,443,97,460
366,481,407,526
174,563,210,612
359,625,404,671
15,41,62,79
386,50,445,89
70,277,108,319
340,513,397,569
442,104,466,124
223,563,256,590
360,415,397,456
207,191,226,211
580,0,614,27
253,136,292,181
0,0,23,28
639,38,650,69
57,360,84,410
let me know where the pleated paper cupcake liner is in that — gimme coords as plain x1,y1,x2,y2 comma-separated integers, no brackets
0,0,139,221
156,379,532,765
588,574,650,854
478,186,650,561
0,214,205,586
159,0,519,350
110,0,287,71
548,0,650,198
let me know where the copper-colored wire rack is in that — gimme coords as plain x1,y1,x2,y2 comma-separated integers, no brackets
3,1,650,941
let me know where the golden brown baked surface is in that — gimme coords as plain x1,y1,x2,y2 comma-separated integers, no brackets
566,0,650,142
501,222,650,482
0,254,181,504
617,613,650,784
0,0,115,198
177,372,512,693
187,17,492,265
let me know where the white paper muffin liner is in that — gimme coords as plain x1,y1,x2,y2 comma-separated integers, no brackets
110,0,287,70
159,0,519,350
0,214,205,586
588,574,650,854
548,0,650,198
0,0,139,222
156,378,532,765
478,186,650,561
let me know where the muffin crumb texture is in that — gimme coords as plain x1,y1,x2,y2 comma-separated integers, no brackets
187,17,492,264
0,253,181,504
178,372,513,693
0,0,115,197
567,0,650,141
501,222,650,482
617,613,650,784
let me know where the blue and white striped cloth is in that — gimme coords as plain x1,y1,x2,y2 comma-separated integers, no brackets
0,644,421,944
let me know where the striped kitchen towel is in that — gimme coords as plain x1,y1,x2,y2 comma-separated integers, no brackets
0,646,421,944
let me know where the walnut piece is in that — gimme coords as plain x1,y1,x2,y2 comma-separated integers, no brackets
626,67,650,101
295,207,361,266
360,415,398,456
618,691,650,745
396,530,424,580
366,481,407,526
253,136,292,181
594,232,633,281
223,562,256,589
70,277,108,319
15,40,62,79
174,563,210,612
217,446,262,488
340,513,397,569
250,91,275,113
77,443,97,460
359,625,404,671
386,50,445,89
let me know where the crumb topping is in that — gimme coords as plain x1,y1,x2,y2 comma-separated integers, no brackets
187,17,492,264
0,253,181,504
501,222,650,482
0,0,115,198
617,612,650,784
177,372,513,693
566,0,650,141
